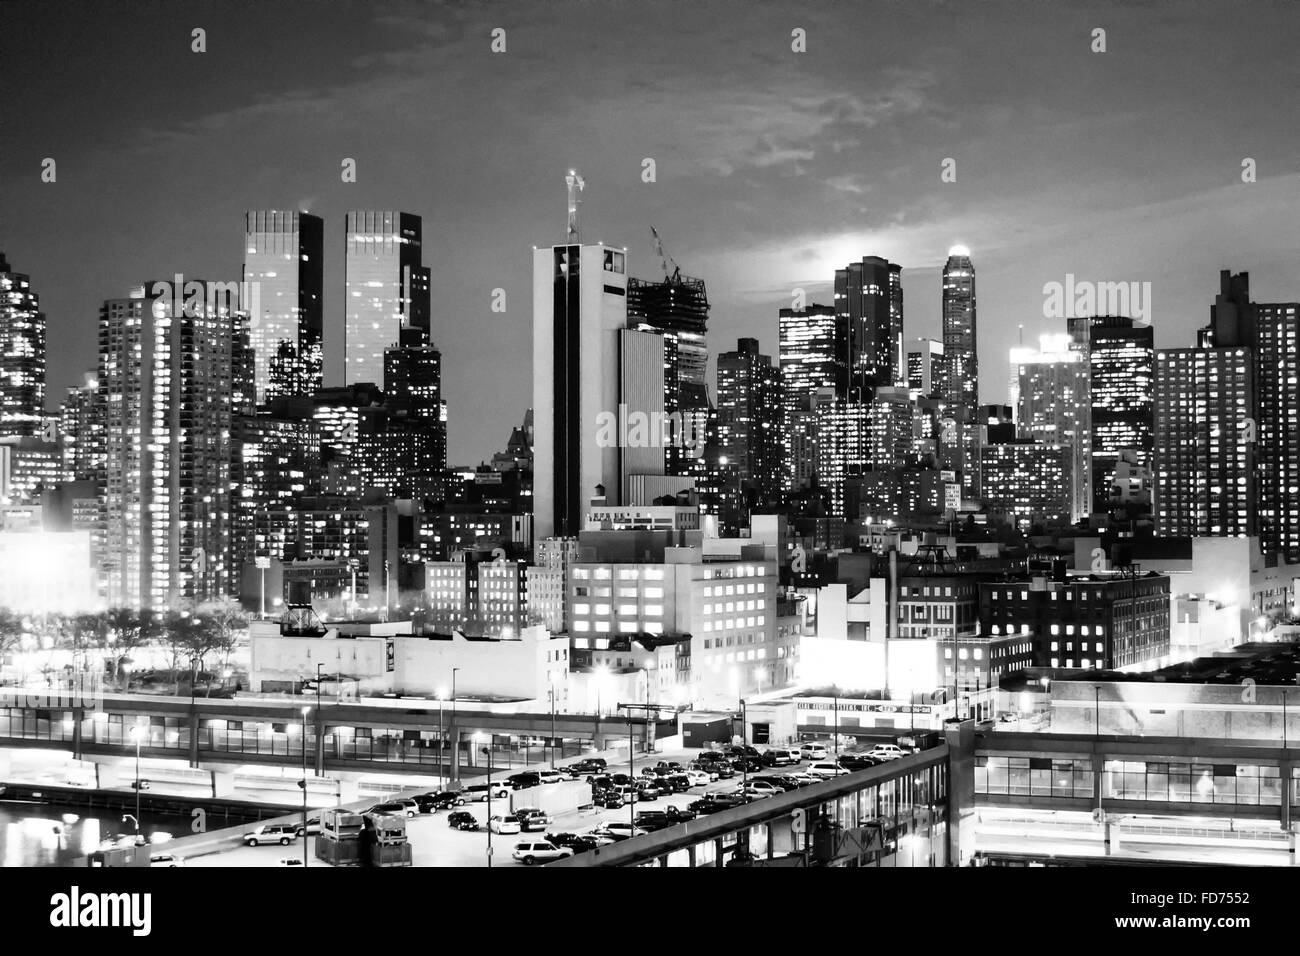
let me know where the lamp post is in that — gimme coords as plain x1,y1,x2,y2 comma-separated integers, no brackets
451,668,460,783
740,698,748,790
477,733,494,868
1094,684,1101,737
435,687,447,790
549,684,557,768
130,722,143,842
832,685,840,761
316,662,323,719
300,705,310,867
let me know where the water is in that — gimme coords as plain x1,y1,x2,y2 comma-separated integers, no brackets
0,800,180,867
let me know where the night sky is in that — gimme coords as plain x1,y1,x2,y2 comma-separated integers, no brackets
3,0,1298,462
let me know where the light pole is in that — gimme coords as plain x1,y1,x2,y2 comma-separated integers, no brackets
1094,684,1101,737
740,698,748,789
477,733,494,868
549,684,557,768
832,685,840,761
130,721,144,842
436,687,447,790
450,668,460,783
300,705,310,867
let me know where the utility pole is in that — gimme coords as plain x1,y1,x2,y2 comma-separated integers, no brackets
618,701,673,832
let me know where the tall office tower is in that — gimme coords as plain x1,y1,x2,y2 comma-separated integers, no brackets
384,334,448,475
532,243,629,540
1256,300,1300,560
231,413,322,577
786,387,834,491
715,337,783,506
938,248,978,497
1154,347,1254,538
243,211,324,404
1089,316,1154,513
834,256,903,398
0,253,46,438
907,337,944,396
1014,334,1092,522
867,386,925,469
980,439,1072,528
59,371,103,482
98,281,247,607
344,211,431,388
627,273,710,474
779,304,840,489
816,399,872,520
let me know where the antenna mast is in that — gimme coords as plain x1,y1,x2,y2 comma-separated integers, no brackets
565,169,585,243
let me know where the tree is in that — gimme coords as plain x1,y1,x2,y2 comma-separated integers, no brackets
104,607,159,692
0,607,26,663
197,598,246,695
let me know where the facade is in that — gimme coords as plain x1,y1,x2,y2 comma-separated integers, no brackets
1014,333,1091,521
532,243,629,540
715,337,783,505
1154,346,1254,538
98,282,249,607
907,337,944,397
834,256,903,397
0,253,46,439
1251,300,1300,561
1089,316,1154,513
344,211,431,388
979,571,1171,671
979,440,1072,527
779,304,839,489
243,210,324,403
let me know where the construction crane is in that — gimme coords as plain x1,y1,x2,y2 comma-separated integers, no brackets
565,169,585,242
650,225,682,284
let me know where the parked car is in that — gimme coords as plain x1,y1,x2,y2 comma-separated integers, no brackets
867,744,907,761
687,792,748,815
295,815,322,836
726,744,761,758
149,854,184,867
593,789,625,810
652,761,684,773
512,840,574,865
545,831,602,854
664,773,692,792
785,771,820,786
634,779,662,800
129,779,151,790
244,824,299,847
592,822,648,841
838,755,881,771
684,769,712,787
609,773,634,787
807,762,851,779
447,812,480,831
419,791,467,811
687,762,720,781
464,783,511,801
537,770,565,785
515,808,552,832
610,785,639,805
589,774,614,792
365,801,418,818
634,807,697,831
762,748,798,767
507,771,542,790
712,762,737,779
753,775,799,792
489,814,523,834
730,756,763,773
799,743,829,761
578,829,618,847
564,758,608,778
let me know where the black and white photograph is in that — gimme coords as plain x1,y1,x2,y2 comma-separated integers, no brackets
1,0,1297,930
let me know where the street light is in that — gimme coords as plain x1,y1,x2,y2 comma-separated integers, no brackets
129,721,144,842
476,732,494,868
300,705,311,867
435,686,447,790
739,698,748,790
451,668,460,784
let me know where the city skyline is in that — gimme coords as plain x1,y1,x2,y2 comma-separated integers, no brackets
3,0,1299,464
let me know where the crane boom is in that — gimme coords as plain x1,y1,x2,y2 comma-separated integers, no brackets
649,225,681,283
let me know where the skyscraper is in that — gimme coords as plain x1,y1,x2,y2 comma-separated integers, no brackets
939,248,978,497
385,334,448,476
779,304,839,488
907,337,944,397
1014,333,1091,522
715,337,783,505
243,211,324,404
834,256,903,398
0,252,46,438
98,281,249,607
344,211,431,388
1154,346,1254,538
627,273,709,418
1255,300,1300,560
532,243,629,540
1089,316,1155,513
